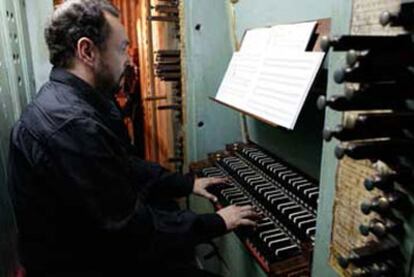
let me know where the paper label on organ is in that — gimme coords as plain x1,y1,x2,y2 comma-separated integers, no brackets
351,0,404,35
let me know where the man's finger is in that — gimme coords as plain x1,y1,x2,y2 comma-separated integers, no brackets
203,191,218,202
207,177,228,185
239,219,257,227
239,205,254,212
241,210,259,219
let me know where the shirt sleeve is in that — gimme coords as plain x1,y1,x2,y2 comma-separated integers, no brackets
127,156,195,200
45,117,226,241
149,206,227,260
46,117,145,230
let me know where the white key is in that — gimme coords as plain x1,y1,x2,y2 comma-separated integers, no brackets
275,244,299,256
268,237,290,248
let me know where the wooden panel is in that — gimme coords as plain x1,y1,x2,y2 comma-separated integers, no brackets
151,0,179,169
350,0,403,35
181,0,242,166
134,0,180,169
53,0,64,7
137,0,158,161
111,0,140,54
329,158,380,276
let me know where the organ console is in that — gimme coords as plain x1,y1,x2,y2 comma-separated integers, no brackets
150,1,183,172
344,83,414,102
154,50,182,81
320,34,414,52
317,4,414,274
191,143,318,276
364,174,396,192
336,237,401,269
360,190,407,215
324,124,406,142
317,93,410,111
323,113,414,142
154,49,180,57
362,171,414,191
157,104,182,111
148,15,179,22
182,2,414,275
333,64,414,84
154,4,179,15
346,49,414,68
359,217,404,238
380,1,414,28
334,139,414,161
350,260,398,277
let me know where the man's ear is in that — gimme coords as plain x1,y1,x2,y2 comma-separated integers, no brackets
76,37,97,66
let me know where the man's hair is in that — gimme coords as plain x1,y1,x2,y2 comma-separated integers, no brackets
45,0,119,68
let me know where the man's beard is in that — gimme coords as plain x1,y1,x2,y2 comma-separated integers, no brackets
95,60,124,98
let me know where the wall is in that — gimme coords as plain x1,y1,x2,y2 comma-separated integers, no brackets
182,0,242,166
25,0,53,92
0,0,41,275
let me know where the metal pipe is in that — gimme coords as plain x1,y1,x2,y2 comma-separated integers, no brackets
146,0,159,161
148,16,178,22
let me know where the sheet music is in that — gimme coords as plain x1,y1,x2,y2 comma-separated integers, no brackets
239,28,271,55
215,52,261,108
268,21,317,52
239,21,317,54
215,21,324,129
245,52,325,129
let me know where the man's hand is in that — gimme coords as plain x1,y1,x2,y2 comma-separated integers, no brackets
193,177,227,202
216,205,259,231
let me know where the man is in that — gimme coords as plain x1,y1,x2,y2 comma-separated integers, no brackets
7,0,258,276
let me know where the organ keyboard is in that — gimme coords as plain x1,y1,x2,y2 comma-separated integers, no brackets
191,143,319,276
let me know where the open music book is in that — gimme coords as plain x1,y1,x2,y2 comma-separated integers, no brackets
215,21,325,129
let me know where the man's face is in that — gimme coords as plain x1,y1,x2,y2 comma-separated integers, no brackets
94,12,130,96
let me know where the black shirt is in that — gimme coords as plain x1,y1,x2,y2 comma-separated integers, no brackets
7,68,226,276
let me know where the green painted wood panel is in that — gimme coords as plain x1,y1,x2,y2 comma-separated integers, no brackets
311,0,353,274
182,2,262,275
233,0,333,40
182,0,243,166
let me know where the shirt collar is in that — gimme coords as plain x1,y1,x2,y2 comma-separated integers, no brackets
49,67,130,144
49,67,117,115
50,67,95,94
